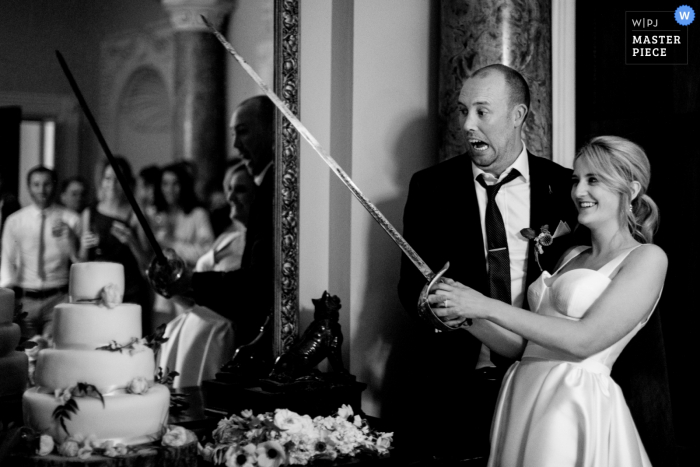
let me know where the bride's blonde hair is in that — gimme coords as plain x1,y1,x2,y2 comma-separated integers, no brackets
574,136,659,243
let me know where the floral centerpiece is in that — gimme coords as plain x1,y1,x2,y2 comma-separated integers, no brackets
199,405,393,466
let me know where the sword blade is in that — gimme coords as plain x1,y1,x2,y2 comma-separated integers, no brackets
55,51,166,264
201,16,435,281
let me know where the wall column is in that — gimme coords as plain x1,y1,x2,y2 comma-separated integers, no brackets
439,0,552,160
162,0,233,198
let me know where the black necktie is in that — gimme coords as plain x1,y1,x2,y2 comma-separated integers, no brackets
477,169,520,367
38,210,46,281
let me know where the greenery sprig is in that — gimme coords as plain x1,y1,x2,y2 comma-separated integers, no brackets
52,383,105,436
155,367,179,387
143,324,169,353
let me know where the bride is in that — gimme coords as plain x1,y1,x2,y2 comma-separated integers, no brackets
430,135,666,466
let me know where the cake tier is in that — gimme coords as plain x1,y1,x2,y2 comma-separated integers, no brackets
52,303,141,350
0,287,15,323
23,385,170,445
0,351,28,395
0,322,21,357
69,262,125,303
35,348,156,393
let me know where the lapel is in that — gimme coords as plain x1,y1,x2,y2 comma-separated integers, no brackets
526,152,556,287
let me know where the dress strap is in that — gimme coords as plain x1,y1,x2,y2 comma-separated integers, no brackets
597,244,644,277
553,245,590,275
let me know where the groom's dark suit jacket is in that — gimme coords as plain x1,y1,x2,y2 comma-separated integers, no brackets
396,151,576,457
397,152,676,465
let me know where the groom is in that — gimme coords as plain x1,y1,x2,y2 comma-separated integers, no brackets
397,64,576,459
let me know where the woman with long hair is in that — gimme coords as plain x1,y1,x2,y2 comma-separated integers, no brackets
78,157,152,332
431,136,666,466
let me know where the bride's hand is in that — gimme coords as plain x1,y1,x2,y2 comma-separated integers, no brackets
428,278,490,326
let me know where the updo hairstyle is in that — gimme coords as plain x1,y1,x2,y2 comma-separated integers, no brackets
574,135,659,243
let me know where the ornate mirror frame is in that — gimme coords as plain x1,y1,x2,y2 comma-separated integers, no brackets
272,0,300,357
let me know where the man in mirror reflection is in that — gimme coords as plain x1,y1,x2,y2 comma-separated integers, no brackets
153,95,275,348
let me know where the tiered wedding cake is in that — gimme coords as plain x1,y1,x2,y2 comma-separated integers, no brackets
0,287,28,396
22,262,170,445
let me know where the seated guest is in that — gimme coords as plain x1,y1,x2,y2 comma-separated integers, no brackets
195,159,256,273
1,166,81,341
152,162,214,324
136,164,160,219
59,176,88,214
78,157,152,333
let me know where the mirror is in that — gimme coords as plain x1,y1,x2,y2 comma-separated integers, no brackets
272,0,300,358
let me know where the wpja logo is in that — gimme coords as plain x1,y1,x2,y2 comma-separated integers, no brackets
625,7,692,65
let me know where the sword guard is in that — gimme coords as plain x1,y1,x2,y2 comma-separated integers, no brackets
147,248,192,300
417,262,470,332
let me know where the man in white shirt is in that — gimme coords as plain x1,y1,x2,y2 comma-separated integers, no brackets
398,65,576,459
1,166,81,340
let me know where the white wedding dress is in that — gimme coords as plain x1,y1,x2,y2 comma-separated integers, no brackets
487,246,654,467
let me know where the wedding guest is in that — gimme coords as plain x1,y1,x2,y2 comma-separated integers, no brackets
1,166,81,340
430,135,666,467
135,165,160,219
397,64,577,459
152,162,214,324
78,157,152,332
59,176,88,214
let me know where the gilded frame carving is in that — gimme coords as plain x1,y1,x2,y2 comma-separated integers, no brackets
273,0,300,357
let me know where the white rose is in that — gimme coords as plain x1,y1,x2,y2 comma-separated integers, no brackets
376,432,393,454
36,435,54,456
162,426,190,447
127,377,150,395
274,409,304,434
100,283,123,308
77,445,93,459
337,404,354,420
57,438,80,457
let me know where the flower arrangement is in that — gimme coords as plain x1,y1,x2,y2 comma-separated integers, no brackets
520,224,554,271
199,405,393,466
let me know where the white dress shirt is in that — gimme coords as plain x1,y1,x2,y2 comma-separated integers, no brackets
472,145,531,369
0,203,81,289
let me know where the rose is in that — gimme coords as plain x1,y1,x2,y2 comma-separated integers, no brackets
127,376,149,395
162,426,190,447
36,435,54,456
337,404,354,420
375,432,393,454
57,438,80,457
274,408,305,434
100,283,123,308
54,387,74,405
102,441,129,457
77,445,93,459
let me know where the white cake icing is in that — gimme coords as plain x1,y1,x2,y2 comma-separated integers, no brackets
23,262,169,446
52,303,141,350
69,262,125,303
23,385,170,445
35,348,156,393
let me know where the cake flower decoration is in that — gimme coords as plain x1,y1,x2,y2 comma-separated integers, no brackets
99,283,123,308
127,376,150,395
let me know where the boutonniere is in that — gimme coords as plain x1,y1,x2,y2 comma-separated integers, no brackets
521,225,553,271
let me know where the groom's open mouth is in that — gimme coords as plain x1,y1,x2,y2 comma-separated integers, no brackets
468,139,490,151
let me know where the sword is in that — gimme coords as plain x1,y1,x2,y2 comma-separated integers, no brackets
56,51,189,296
201,17,465,330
